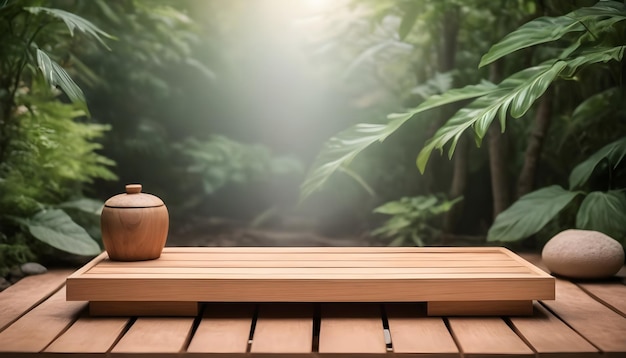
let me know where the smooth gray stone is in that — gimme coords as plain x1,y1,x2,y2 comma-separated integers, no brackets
20,262,47,276
542,229,625,279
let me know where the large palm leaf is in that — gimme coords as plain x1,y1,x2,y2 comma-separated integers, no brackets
480,1,626,67
26,6,113,109
300,0,626,201
299,81,497,200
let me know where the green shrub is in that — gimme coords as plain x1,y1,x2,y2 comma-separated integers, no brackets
372,195,462,246
0,2,116,274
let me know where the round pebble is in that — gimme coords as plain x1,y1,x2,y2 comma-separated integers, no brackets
542,229,625,279
20,262,47,276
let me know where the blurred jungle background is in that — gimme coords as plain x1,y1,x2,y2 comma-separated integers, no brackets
1,0,625,273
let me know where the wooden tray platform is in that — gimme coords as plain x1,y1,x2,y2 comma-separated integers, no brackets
66,247,555,316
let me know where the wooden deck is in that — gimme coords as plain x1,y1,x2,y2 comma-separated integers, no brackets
0,253,624,357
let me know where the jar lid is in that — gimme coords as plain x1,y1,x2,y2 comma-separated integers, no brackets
104,184,164,208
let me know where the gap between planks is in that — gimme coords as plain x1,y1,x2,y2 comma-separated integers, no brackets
0,269,73,332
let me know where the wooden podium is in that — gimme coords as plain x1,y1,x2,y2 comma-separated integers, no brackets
66,247,555,316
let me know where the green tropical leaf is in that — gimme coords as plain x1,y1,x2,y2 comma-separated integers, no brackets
373,200,410,215
25,6,114,49
571,1,626,21
571,88,623,127
576,190,626,239
417,61,566,172
412,196,438,211
429,196,462,215
561,45,625,78
565,1,626,33
20,209,101,256
58,198,104,215
487,186,582,242
299,112,413,201
560,88,625,149
337,166,376,197
480,1,626,67
299,79,495,200
371,216,412,238
300,79,498,201
398,2,420,40
569,136,626,189
410,71,454,99
36,49,86,107
408,80,498,114
480,16,584,67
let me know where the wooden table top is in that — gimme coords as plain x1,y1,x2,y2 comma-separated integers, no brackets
66,247,554,318
0,252,624,357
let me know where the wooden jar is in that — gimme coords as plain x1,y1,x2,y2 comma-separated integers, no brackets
101,184,169,261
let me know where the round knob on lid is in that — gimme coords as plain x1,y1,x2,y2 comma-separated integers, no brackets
126,184,142,194
104,183,163,208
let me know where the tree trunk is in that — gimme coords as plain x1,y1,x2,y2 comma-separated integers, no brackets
443,136,468,233
426,7,459,142
488,121,510,217
487,60,511,218
517,87,553,198
438,8,459,73
438,6,465,236
423,6,460,195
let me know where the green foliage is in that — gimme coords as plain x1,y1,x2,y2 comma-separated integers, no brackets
299,73,465,201
489,137,626,245
0,1,116,273
1,4,113,110
398,1,420,40
12,209,100,256
418,29,623,170
417,62,566,171
0,239,35,277
58,198,104,242
372,195,462,246
300,1,626,201
487,186,582,242
25,6,114,48
482,1,626,246
23,5,113,110
1,89,115,210
67,0,217,204
0,89,113,264
576,191,626,239
560,88,626,150
58,198,104,215
569,136,626,190
480,1,626,67
177,136,303,195
35,49,87,109
298,0,626,245
410,72,454,99
300,115,412,201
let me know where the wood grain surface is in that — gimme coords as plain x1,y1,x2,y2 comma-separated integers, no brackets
66,247,554,313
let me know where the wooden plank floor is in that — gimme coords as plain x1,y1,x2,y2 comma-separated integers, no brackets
0,253,624,357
